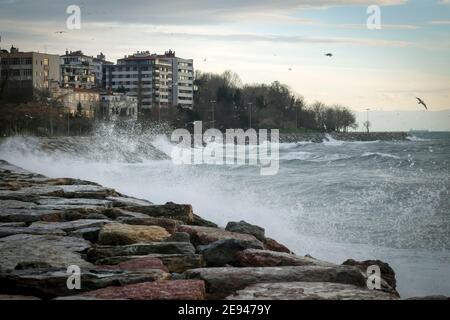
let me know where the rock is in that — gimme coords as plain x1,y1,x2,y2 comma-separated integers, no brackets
116,216,182,234
197,239,264,267
98,223,170,245
101,256,169,273
0,294,41,300
0,268,169,298
69,280,205,300
226,282,399,300
95,254,202,273
167,232,190,243
0,200,37,209
407,295,450,300
191,214,218,228
0,185,118,201
0,208,64,223
342,259,397,290
36,197,113,209
29,219,110,233
38,178,100,186
264,237,291,253
123,202,194,223
69,227,101,243
87,242,196,262
225,220,265,242
106,196,153,207
101,208,150,220
0,226,66,238
185,265,366,299
178,225,264,248
0,222,27,227
235,249,334,268
0,234,93,271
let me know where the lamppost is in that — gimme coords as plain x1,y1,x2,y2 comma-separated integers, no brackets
210,100,216,128
247,102,253,129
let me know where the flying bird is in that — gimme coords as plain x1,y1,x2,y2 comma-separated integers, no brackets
416,97,428,110
54,31,67,34
325,53,333,57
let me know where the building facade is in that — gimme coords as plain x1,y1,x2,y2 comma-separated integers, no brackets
0,46,60,100
50,84,99,118
103,50,194,113
99,92,138,121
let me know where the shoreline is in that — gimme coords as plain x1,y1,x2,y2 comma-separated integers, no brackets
0,159,446,300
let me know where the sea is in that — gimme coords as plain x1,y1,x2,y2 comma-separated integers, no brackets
0,127,449,298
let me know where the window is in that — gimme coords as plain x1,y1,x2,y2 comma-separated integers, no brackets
43,58,49,66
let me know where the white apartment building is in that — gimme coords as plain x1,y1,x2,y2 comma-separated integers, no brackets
103,50,194,113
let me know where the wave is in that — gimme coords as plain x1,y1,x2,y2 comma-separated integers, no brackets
361,152,400,159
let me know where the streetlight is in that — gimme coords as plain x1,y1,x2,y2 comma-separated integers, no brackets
210,100,216,128
248,102,253,129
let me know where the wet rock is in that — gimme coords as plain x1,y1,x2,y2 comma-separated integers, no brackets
36,197,113,208
87,242,196,262
0,268,169,298
69,227,101,243
185,265,366,299
197,239,264,267
29,219,110,233
0,222,27,227
0,234,93,271
67,280,205,300
0,226,66,238
225,220,265,242
101,208,150,220
98,223,170,245
0,208,64,223
235,249,334,268
106,196,153,207
191,214,218,228
167,232,191,243
0,294,41,300
39,178,100,186
123,202,194,223
178,225,264,248
0,200,37,209
342,259,397,293
95,254,202,273
116,216,182,234
263,237,292,253
226,282,399,300
101,256,169,273
407,295,449,300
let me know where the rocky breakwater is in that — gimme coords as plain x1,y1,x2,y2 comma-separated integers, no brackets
279,132,408,143
0,159,401,300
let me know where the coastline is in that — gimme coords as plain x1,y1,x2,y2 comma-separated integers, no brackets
0,159,445,300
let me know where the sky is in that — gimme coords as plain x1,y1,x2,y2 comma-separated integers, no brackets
0,0,449,130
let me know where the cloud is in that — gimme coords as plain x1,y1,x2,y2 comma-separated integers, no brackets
428,20,450,25
0,0,409,26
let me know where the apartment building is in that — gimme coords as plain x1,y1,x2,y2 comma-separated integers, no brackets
0,46,60,100
61,50,112,89
103,50,194,113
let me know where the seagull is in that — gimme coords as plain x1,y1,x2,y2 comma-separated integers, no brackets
288,68,292,71
416,97,428,110
325,53,333,57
